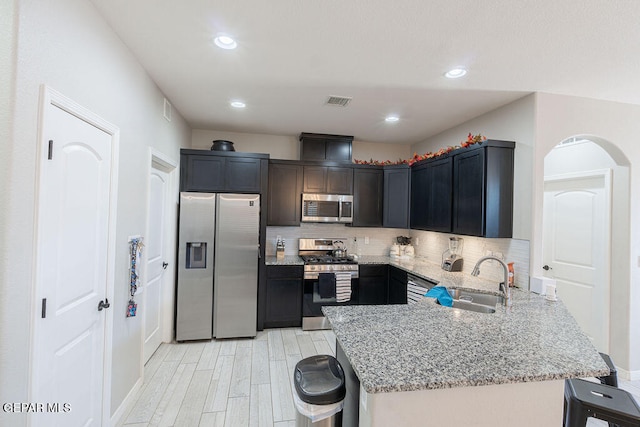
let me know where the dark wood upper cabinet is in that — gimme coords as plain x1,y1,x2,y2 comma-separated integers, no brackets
180,150,268,193
352,167,383,227
409,140,514,237
411,156,454,232
326,167,354,194
267,161,303,226
225,157,263,192
303,165,353,194
452,142,514,237
302,166,328,193
182,154,226,192
383,165,410,229
300,132,353,162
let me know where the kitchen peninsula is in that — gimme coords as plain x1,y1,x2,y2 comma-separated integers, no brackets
322,262,609,427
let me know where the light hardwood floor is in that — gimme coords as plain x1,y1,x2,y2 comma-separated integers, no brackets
117,328,336,427
118,328,640,427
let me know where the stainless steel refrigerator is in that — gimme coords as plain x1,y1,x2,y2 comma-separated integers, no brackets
176,192,260,340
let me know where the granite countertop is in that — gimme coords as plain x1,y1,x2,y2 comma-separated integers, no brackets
323,289,609,394
360,255,501,293
265,255,304,266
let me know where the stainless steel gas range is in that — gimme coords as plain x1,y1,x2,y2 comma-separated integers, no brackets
299,238,359,330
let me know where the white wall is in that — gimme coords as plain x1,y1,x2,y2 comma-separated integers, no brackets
412,94,536,242
192,128,412,162
0,0,18,423
1,0,191,425
534,93,639,377
192,129,298,158
352,140,412,164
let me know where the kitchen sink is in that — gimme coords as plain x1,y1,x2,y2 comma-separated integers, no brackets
442,288,503,314
450,300,496,314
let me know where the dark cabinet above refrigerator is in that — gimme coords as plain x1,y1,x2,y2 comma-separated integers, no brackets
180,149,268,193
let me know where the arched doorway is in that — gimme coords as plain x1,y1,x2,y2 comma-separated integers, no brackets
542,135,630,362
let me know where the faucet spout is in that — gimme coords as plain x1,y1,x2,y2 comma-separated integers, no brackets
471,256,512,307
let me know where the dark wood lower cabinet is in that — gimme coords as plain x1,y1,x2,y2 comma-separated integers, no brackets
388,266,408,304
358,264,388,305
265,266,303,328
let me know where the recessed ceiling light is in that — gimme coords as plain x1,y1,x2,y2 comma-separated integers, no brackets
214,34,237,50
230,100,246,108
385,115,400,123
444,68,467,79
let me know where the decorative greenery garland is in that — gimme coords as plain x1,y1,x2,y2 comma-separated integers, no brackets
353,133,487,166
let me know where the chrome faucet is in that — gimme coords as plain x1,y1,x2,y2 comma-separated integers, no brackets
471,256,512,307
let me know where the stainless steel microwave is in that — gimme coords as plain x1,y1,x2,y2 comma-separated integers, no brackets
301,193,353,223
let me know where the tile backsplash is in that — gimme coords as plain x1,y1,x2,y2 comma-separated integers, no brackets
266,225,530,289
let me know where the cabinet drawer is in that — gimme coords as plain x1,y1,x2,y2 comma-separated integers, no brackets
267,265,304,279
359,264,387,277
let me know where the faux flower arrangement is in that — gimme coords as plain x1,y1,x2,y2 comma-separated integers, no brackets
353,133,487,166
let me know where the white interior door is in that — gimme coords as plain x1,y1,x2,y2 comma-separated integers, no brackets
32,93,117,426
143,165,169,363
542,170,611,352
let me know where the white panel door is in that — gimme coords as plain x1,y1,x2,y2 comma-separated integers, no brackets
143,167,169,363
543,171,611,352
32,103,114,426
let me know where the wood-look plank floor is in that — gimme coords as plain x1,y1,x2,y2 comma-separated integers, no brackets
118,327,640,427
117,328,336,427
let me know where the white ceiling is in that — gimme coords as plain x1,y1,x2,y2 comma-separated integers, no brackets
90,0,640,145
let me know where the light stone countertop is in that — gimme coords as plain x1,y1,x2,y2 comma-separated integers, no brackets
323,290,609,394
265,256,304,266
267,254,608,393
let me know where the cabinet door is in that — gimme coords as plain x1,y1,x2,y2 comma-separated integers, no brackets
301,140,327,161
410,164,430,230
353,168,383,227
183,155,225,192
383,167,410,228
425,157,453,232
387,266,408,304
225,157,262,192
410,158,452,232
453,149,485,236
265,266,303,328
267,163,303,226
358,264,388,305
303,166,327,193
326,167,353,194
325,139,352,162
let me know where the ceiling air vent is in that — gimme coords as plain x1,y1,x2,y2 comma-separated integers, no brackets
325,96,352,107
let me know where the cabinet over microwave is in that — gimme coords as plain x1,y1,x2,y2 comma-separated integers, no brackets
301,193,353,223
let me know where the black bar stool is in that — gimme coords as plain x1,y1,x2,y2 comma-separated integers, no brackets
563,378,640,427
598,352,619,387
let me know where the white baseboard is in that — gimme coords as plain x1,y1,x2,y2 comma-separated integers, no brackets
110,376,143,426
617,367,640,381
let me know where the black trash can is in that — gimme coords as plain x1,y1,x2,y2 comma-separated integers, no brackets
293,354,346,427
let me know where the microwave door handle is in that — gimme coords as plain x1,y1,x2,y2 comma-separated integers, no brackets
338,200,343,221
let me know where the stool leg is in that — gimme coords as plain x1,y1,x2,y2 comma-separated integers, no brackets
566,398,590,427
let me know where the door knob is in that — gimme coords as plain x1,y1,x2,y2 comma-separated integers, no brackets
162,262,169,269
542,265,552,271
98,298,111,311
